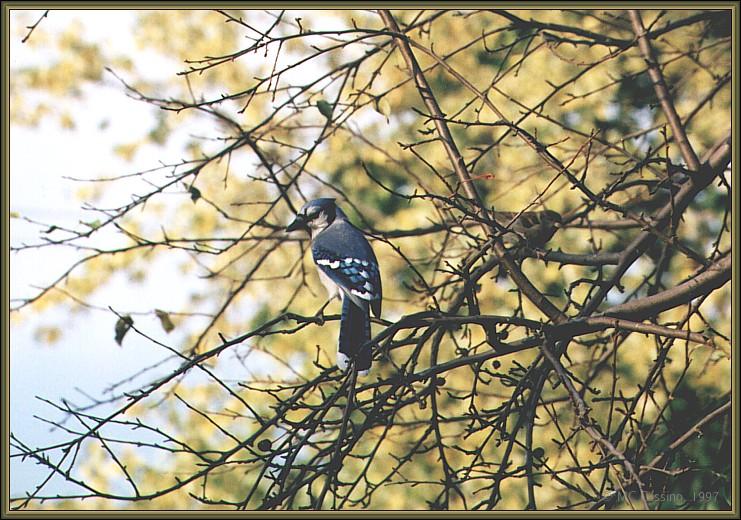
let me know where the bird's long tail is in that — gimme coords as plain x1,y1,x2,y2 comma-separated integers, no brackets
338,296,371,373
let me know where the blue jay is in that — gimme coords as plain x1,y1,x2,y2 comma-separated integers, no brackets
286,198,382,375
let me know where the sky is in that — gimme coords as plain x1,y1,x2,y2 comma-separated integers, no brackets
9,8,349,500
9,9,210,497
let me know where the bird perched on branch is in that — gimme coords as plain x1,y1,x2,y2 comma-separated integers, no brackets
485,209,562,348
621,172,690,216
492,209,563,250
286,198,382,375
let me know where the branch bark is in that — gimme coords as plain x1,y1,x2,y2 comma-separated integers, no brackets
602,255,730,320
582,131,731,316
629,10,701,172
640,400,731,476
379,9,566,324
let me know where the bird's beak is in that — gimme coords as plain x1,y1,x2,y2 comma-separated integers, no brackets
286,215,308,232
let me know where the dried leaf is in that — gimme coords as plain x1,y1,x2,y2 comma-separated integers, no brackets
316,99,334,119
189,185,201,203
114,315,134,346
155,309,175,333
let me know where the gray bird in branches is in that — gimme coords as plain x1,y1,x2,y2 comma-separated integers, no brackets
621,172,690,216
492,209,563,250
484,209,562,350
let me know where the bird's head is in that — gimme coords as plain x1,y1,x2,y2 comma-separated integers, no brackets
543,210,563,227
286,198,345,235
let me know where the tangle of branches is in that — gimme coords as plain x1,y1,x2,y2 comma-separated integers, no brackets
10,8,733,511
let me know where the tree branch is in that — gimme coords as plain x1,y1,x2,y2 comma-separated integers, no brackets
629,10,701,172
379,9,565,324
602,255,730,320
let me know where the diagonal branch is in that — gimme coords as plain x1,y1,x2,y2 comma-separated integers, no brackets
629,10,701,172
379,9,565,324
582,131,731,316
602,255,730,320
21,9,49,44
379,12,481,204
640,400,731,476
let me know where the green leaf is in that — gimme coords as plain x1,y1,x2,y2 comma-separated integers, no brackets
114,315,134,346
155,309,175,333
84,219,101,230
189,185,201,203
10,211,20,218
316,99,334,120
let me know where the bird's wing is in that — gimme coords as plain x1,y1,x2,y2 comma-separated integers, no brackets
311,221,382,314
312,250,381,304
493,211,560,248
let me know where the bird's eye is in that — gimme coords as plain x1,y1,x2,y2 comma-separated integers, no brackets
307,209,321,219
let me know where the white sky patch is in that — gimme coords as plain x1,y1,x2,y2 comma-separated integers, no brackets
10,9,275,496
9,8,401,498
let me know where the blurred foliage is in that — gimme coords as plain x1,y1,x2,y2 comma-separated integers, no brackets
10,8,731,511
